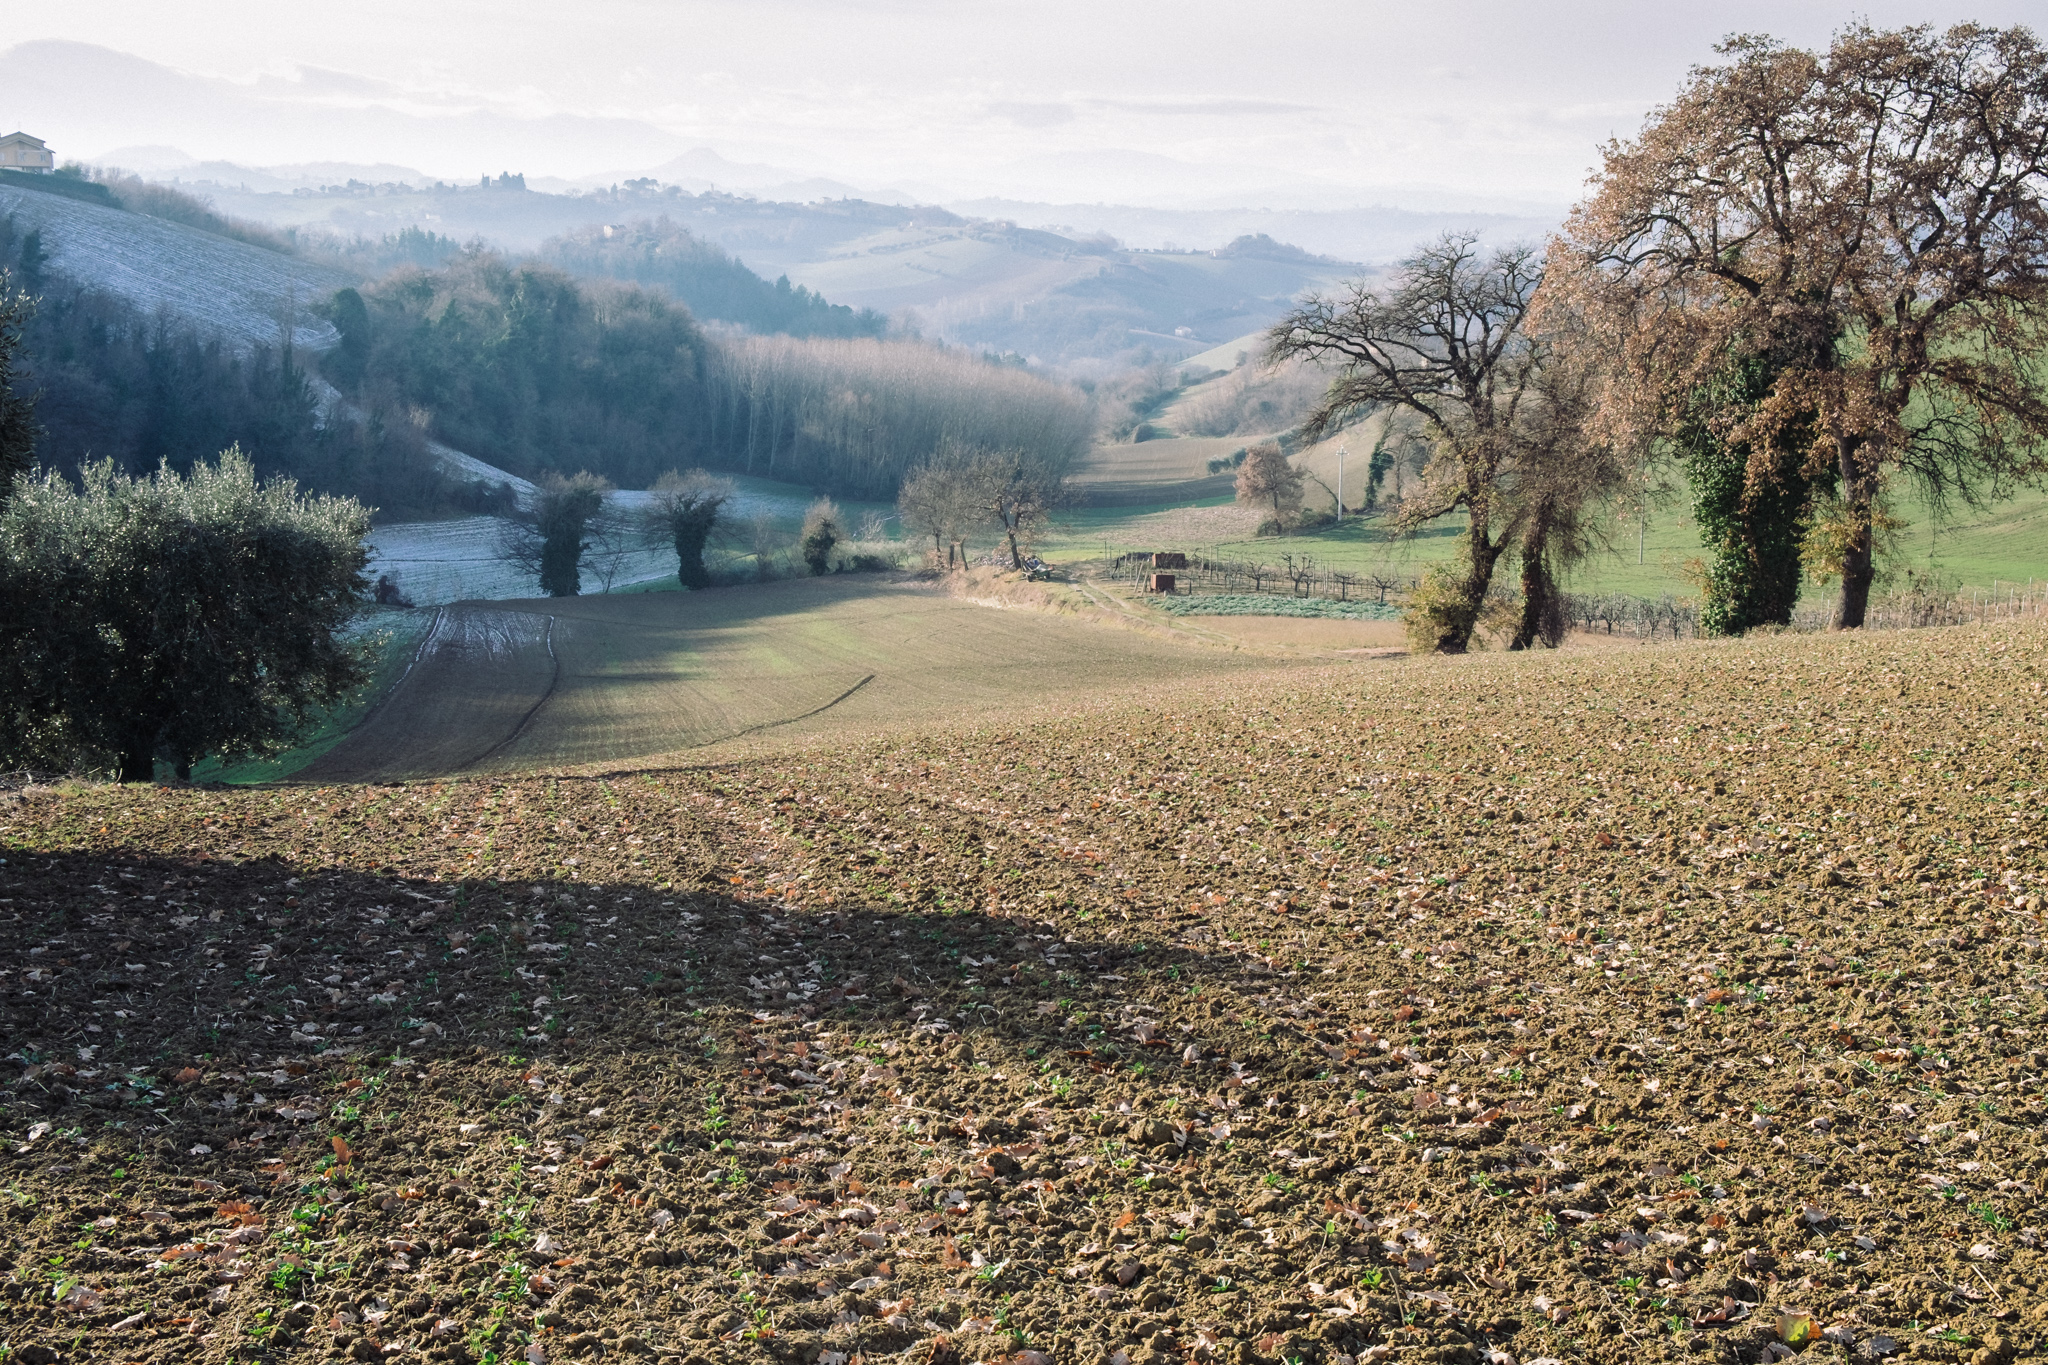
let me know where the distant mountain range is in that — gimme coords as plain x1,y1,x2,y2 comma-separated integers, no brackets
2,40,1566,220
1,38,1562,368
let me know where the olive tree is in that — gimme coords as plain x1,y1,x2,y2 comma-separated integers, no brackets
0,447,370,781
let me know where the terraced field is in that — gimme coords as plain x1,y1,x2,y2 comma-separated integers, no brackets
1,619,2044,1365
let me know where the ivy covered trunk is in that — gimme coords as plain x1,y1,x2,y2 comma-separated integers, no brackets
1412,517,1507,655
1677,352,1826,636
670,504,718,589
1511,499,1567,651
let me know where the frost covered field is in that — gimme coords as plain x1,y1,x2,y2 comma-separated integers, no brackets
0,185,352,350
362,519,599,604
365,486,825,604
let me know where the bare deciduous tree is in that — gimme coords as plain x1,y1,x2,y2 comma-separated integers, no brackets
897,461,979,565
745,514,782,580
962,452,1067,569
704,335,1092,497
584,505,636,594
1267,235,1544,652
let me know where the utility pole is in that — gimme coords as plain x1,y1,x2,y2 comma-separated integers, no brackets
1336,445,1346,523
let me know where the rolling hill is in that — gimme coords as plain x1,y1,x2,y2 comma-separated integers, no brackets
168,176,1363,368
0,176,351,350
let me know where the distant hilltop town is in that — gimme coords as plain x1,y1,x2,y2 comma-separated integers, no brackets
0,131,53,173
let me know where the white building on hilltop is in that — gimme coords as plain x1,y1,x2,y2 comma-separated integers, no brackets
0,132,54,173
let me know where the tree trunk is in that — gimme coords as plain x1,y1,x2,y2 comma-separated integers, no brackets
1512,560,1558,651
1434,530,1504,655
1836,437,1875,629
118,746,154,783
1511,504,1556,651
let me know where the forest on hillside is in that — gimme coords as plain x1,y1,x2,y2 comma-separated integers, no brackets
0,213,500,520
538,219,888,340
326,254,1093,496
0,209,1096,512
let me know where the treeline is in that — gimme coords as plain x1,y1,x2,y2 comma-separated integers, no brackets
539,220,887,339
321,254,1093,497
0,214,489,520
308,225,468,276
706,334,1094,496
3,213,1095,508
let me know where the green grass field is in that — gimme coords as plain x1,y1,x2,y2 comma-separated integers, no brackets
290,576,1291,783
1151,592,1402,620
1044,471,2048,600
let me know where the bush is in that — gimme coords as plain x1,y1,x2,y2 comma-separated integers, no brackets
800,498,842,576
1403,565,1487,654
836,550,899,574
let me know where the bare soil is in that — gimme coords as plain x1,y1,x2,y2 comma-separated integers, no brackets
2,622,2045,1365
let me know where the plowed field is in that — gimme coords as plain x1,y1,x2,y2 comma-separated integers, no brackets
2,622,2045,1365
300,579,1289,783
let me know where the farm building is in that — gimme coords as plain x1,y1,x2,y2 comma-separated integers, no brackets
0,132,53,173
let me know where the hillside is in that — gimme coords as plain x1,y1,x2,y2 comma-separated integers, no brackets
0,178,352,350
296,576,1286,782
155,177,1363,368
783,229,1355,368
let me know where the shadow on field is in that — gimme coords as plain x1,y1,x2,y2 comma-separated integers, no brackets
0,822,1855,1365
0,846,1325,1159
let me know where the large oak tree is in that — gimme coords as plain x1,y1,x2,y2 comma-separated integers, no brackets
1548,23,2048,628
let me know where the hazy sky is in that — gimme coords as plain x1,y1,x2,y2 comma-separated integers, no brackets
9,0,2042,207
